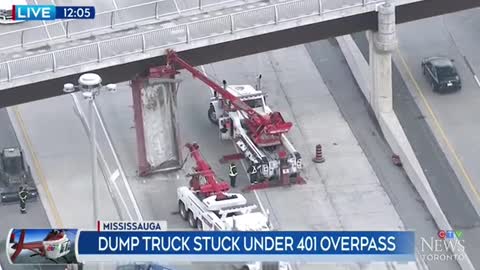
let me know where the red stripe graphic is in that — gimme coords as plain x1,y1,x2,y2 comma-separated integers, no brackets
12,5,16,20
97,220,100,232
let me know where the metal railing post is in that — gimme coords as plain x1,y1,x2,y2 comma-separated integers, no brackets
110,11,115,29
51,52,57,72
199,0,203,10
141,34,146,53
66,21,70,38
97,43,102,62
230,14,235,34
6,62,11,82
274,5,279,24
155,2,159,19
21,31,25,48
318,0,323,15
185,25,190,43
362,0,366,6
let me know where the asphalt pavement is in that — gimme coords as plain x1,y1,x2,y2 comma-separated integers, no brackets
391,12,480,266
305,39,461,270
49,43,418,270
393,11,480,215
350,29,480,268
0,108,64,270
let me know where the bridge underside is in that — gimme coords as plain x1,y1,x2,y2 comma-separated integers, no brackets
0,0,478,108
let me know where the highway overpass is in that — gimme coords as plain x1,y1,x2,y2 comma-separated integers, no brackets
0,0,479,108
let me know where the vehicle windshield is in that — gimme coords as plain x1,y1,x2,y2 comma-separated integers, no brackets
3,156,22,175
244,98,263,108
437,66,457,78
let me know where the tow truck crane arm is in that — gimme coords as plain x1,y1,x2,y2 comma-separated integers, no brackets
185,143,229,200
164,50,292,142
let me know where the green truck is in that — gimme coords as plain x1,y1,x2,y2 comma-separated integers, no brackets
0,147,37,203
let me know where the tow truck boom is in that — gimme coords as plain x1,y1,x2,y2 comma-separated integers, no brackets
164,50,292,145
185,142,229,199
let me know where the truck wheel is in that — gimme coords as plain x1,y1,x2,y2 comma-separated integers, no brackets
241,266,250,270
207,106,218,125
196,219,203,230
179,201,187,220
188,211,196,228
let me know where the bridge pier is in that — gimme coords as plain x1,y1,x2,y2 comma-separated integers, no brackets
367,0,397,117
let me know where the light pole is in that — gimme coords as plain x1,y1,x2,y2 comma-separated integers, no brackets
63,73,117,228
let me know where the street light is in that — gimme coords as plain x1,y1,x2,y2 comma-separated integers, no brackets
63,73,116,228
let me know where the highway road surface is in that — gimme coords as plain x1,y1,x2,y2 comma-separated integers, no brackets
391,10,480,266
96,44,421,270
394,10,480,216
7,42,422,270
0,108,64,270
347,24,480,268
305,38,461,270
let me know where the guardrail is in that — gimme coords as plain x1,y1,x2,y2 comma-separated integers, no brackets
0,0,241,51
72,93,144,221
0,0,384,83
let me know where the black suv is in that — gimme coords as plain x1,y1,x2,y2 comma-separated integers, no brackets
421,56,461,92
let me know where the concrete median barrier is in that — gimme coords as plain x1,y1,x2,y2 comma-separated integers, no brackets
337,34,475,270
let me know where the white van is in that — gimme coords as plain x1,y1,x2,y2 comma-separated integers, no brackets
0,0,27,24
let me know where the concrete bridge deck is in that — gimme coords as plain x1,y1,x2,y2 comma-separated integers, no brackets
0,0,267,52
2,0,480,108
0,0,428,99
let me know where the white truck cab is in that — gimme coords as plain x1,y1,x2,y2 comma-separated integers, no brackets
177,186,271,231
208,84,267,125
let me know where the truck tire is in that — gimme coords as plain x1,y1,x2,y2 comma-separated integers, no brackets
208,106,218,125
188,211,196,228
196,219,203,230
241,266,250,270
179,201,187,220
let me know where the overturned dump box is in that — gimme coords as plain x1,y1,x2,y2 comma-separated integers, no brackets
131,68,182,176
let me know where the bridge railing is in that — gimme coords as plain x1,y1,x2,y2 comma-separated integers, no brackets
0,0,385,83
0,0,241,51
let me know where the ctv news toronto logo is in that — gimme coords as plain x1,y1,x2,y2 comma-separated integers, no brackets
420,230,466,262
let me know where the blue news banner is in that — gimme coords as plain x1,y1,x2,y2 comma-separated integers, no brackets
13,5,95,20
76,231,415,263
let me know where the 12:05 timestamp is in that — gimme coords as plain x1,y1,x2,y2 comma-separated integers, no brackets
57,6,95,19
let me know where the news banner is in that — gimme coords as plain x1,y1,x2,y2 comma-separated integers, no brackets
6,221,416,265
12,5,95,21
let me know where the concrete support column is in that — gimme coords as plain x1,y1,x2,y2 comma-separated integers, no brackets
368,1,397,115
